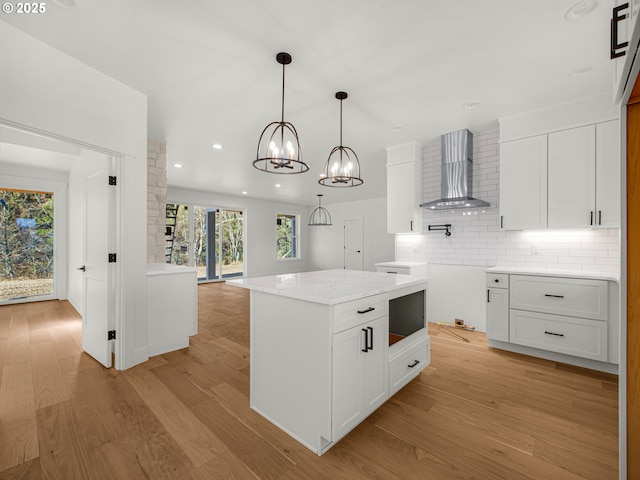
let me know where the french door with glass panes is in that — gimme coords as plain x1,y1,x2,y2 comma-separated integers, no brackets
168,204,244,281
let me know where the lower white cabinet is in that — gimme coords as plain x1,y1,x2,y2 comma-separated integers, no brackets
389,334,430,396
485,269,618,371
332,316,387,442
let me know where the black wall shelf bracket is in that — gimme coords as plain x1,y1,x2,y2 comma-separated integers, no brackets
428,224,452,237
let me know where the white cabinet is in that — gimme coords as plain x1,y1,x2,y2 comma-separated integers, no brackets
486,273,509,342
547,121,620,229
386,142,423,234
595,120,621,228
500,120,620,230
547,125,596,229
484,269,618,370
146,263,198,356
375,261,428,277
332,316,387,442
499,135,547,230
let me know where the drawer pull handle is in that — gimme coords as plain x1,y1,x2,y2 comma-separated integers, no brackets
357,307,375,314
387,271,398,274
408,360,420,368
544,331,564,337
544,294,565,299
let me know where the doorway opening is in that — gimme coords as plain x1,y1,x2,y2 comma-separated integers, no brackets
167,203,245,281
0,188,54,302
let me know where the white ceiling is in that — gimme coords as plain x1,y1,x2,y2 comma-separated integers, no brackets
2,0,613,206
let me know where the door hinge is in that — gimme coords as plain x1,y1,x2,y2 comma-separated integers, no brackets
108,330,116,340
108,253,117,263
109,175,117,186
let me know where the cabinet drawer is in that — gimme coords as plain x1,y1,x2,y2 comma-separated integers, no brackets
486,273,509,289
509,310,607,361
510,275,608,321
377,266,410,275
333,295,387,333
389,335,430,395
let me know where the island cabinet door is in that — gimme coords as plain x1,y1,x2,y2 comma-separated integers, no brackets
331,316,387,442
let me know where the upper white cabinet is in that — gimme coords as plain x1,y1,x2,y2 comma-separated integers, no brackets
547,125,596,229
595,120,621,228
386,142,423,234
548,121,620,229
499,135,548,230
500,120,620,231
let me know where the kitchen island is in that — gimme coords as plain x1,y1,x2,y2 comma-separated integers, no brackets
227,269,430,455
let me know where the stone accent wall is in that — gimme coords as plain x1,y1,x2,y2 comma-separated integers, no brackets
147,139,168,263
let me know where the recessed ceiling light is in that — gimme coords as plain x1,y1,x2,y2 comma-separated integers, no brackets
565,0,598,21
275,184,281,188
391,125,403,132
242,191,248,195
50,0,80,8
569,66,593,77
463,101,481,110
212,143,223,150
173,163,183,168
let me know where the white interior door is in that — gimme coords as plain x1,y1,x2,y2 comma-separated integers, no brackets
344,218,363,270
81,151,113,367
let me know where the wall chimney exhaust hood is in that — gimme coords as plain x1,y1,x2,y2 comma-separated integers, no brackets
420,129,490,210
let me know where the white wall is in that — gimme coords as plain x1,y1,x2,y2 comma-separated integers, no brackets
307,196,394,272
168,187,312,277
0,23,148,370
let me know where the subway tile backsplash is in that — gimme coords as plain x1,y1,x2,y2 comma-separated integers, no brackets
396,129,621,274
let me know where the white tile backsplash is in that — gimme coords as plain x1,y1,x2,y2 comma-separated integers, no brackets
396,129,621,274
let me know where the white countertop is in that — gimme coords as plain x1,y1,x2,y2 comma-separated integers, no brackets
147,263,198,276
226,269,429,305
374,261,428,268
486,266,619,283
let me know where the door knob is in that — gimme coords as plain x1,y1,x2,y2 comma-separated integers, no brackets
77,265,86,272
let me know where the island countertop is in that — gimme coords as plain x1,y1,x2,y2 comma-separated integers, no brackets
226,269,429,305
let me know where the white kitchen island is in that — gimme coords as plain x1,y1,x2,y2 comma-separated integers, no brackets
227,269,430,455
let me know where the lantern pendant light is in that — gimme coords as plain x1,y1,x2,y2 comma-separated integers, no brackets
308,194,332,226
319,91,363,187
254,52,308,174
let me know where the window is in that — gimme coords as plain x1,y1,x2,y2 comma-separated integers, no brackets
276,214,298,259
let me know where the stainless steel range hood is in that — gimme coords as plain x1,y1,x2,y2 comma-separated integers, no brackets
420,129,490,210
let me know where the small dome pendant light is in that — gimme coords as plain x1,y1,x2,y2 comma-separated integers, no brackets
308,194,332,226
254,52,308,174
319,91,363,187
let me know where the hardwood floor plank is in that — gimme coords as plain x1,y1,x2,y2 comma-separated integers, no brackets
0,457,41,480
35,401,92,480
30,342,70,409
124,367,226,468
0,361,39,472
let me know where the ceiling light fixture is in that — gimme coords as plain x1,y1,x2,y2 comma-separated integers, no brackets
319,91,363,187
308,194,332,226
564,0,598,21
254,52,307,174
463,101,481,110
212,143,223,150
173,163,183,168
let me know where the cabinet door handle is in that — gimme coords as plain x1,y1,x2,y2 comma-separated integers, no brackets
357,307,375,314
544,331,564,337
599,210,602,225
487,289,490,303
410,220,413,231
500,216,504,228
544,294,565,298
367,326,373,351
361,328,369,352
408,360,420,368
590,211,594,226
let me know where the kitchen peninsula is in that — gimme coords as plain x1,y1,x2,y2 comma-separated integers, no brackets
227,269,430,455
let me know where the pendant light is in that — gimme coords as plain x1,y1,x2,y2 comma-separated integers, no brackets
254,52,308,174
319,91,363,187
308,194,332,226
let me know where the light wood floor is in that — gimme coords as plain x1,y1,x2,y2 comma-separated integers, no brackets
0,282,618,479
